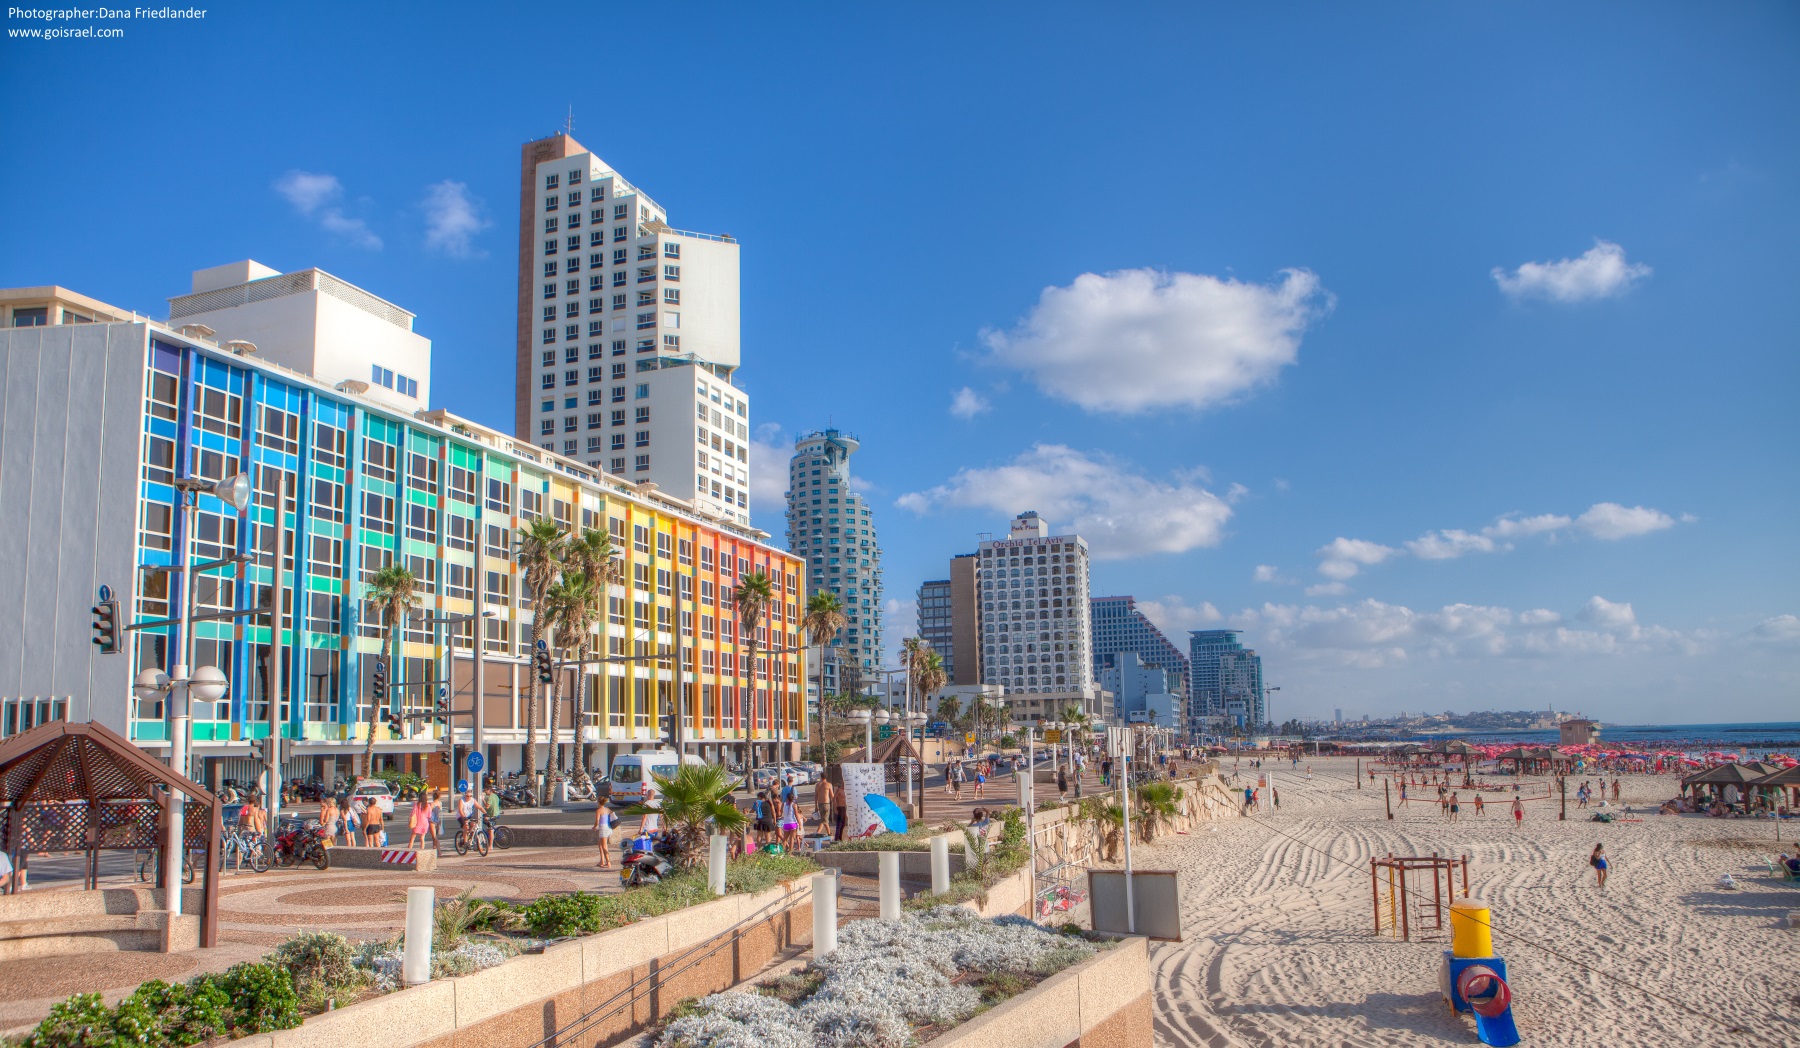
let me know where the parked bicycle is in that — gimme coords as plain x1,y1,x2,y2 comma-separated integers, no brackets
220,827,269,873
136,848,196,885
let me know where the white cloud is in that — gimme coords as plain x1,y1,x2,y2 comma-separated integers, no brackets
273,169,380,249
1580,596,1638,629
1252,564,1292,584
1315,537,1399,580
898,444,1234,560
1314,502,1686,583
980,267,1331,414
1492,240,1650,302
422,180,489,258
1306,582,1350,597
1405,529,1497,560
1134,596,1222,640
948,386,990,419
1744,615,1800,650
1241,594,1704,669
1574,502,1676,540
746,423,794,516
273,171,341,215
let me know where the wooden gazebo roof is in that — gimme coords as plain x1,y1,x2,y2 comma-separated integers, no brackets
0,720,220,946
1747,765,1800,788
1681,763,1771,788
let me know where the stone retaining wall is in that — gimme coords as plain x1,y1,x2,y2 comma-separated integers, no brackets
813,832,969,879
226,879,815,1048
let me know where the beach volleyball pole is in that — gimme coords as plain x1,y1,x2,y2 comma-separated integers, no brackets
1385,778,1393,820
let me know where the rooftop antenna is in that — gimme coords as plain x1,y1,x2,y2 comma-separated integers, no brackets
564,105,575,135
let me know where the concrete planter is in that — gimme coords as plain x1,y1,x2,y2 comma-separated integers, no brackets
813,832,969,880
227,879,815,1048
931,936,1151,1048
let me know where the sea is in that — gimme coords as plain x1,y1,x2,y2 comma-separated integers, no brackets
1413,721,1800,750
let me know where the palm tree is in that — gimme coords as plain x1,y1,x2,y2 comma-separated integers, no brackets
623,763,748,867
513,517,569,799
732,571,775,772
545,571,599,786
562,530,621,778
900,636,929,714
935,694,963,726
800,591,846,779
1135,782,1181,842
361,564,420,778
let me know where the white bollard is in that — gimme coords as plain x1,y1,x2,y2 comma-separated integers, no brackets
930,834,951,895
403,886,435,986
878,851,901,919
812,870,838,956
709,834,728,896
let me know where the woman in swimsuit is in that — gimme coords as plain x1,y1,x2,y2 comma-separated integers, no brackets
1590,843,1609,890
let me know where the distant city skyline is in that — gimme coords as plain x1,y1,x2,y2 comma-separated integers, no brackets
3,4,1794,723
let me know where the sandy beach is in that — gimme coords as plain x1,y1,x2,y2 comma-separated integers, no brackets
1129,756,1797,1047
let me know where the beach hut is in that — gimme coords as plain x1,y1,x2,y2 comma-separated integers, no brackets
1680,763,1769,810
1747,764,1800,813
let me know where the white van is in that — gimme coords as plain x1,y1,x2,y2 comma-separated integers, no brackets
607,750,708,806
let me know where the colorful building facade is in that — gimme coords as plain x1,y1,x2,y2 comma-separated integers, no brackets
0,299,804,787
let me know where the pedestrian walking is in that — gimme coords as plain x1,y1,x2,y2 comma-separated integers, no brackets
1473,794,1485,817
1590,843,1609,890
1449,793,1460,823
1059,768,1070,802
974,764,986,798
594,804,617,868
1512,797,1524,826
407,793,433,850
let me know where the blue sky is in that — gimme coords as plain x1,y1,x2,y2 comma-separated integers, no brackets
4,2,1796,723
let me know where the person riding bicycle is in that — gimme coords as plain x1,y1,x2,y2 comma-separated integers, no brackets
456,790,479,837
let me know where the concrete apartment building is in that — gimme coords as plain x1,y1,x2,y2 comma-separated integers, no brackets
916,578,953,680
1089,594,1190,703
514,134,750,527
0,276,805,783
976,512,1109,724
1190,629,1266,729
948,553,981,685
785,428,882,693
1100,652,1186,735
168,261,431,413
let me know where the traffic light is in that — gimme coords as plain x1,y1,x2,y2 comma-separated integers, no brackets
249,739,265,762
371,660,388,702
535,648,553,685
90,600,121,655
438,750,451,765
434,695,449,726
386,712,403,737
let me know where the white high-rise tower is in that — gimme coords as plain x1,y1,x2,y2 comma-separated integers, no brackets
515,133,750,526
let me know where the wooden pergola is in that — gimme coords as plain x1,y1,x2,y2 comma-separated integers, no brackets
0,720,220,947
1680,763,1770,811
1747,765,1800,813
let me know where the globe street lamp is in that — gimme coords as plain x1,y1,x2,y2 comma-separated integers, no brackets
134,661,229,916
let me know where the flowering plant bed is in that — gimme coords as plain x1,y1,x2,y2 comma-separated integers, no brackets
655,907,1104,1048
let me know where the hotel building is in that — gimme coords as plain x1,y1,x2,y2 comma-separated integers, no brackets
0,276,803,786
976,512,1110,724
513,134,750,527
784,429,882,693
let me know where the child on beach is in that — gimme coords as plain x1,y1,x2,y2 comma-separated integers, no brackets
1512,797,1524,826
1590,843,1609,890
1473,795,1485,817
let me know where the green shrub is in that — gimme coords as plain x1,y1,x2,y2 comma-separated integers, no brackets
522,891,606,937
219,962,301,1034
22,993,112,1048
270,931,371,1013
522,854,819,938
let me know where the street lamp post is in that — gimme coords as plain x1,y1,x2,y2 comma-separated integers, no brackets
135,472,251,913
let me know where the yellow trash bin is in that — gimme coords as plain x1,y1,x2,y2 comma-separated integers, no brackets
1449,897,1492,958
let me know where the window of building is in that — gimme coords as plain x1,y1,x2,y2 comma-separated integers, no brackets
634,383,649,399
634,430,649,447
634,454,649,471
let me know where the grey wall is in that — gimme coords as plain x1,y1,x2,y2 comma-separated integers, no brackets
0,322,146,731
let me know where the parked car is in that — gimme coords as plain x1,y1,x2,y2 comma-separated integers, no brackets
772,762,817,784
349,779,395,814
